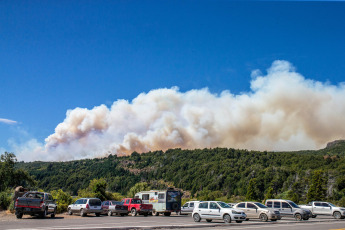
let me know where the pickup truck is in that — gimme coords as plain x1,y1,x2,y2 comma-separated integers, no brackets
300,201,345,219
121,198,153,216
15,191,57,219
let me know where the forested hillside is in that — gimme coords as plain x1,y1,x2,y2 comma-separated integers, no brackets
16,140,345,205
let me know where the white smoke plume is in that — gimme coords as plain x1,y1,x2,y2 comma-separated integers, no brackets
14,60,345,161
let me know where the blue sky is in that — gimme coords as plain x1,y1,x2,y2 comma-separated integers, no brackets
1,1,345,161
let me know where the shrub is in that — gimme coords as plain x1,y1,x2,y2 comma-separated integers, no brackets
51,189,73,213
0,190,12,210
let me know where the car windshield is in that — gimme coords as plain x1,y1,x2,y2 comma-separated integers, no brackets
89,199,102,206
217,202,230,208
328,203,336,207
288,201,300,208
255,203,268,208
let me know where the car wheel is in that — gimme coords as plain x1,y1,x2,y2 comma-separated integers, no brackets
303,217,309,220
131,208,137,216
80,209,86,217
206,219,212,222
68,208,73,215
236,220,242,223
223,214,231,223
16,212,23,219
193,213,201,222
144,212,148,216
108,210,112,216
95,213,100,217
164,212,171,216
294,213,302,221
51,208,56,218
333,211,341,219
260,213,268,222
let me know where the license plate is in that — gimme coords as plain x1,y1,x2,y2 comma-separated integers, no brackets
25,208,31,211
94,206,97,208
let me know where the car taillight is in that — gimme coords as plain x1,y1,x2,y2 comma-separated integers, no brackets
40,201,44,207
15,199,18,207
86,204,89,209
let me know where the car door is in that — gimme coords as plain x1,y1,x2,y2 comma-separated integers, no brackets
321,203,332,215
313,202,322,214
209,202,221,219
72,199,81,212
246,203,258,218
281,201,293,216
197,202,209,218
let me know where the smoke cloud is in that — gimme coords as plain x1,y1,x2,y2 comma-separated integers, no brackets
14,60,345,161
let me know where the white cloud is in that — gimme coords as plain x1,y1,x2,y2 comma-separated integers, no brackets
0,118,17,125
12,60,345,161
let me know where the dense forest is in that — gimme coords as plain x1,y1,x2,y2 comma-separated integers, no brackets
13,140,345,206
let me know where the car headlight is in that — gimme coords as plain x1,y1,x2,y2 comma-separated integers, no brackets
340,208,345,211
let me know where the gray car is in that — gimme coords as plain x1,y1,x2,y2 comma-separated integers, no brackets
233,202,281,221
265,199,312,221
180,201,200,215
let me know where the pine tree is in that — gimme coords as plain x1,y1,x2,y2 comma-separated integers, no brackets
246,178,259,201
307,170,327,202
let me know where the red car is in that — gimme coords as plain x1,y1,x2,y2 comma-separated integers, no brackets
121,198,153,216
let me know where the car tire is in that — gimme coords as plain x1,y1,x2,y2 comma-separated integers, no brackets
164,212,171,216
51,208,56,218
80,209,86,217
108,210,112,216
294,213,302,221
260,213,268,222
223,214,231,223
16,213,23,219
206,219,212,222
40,209,47,218
193,213,201,222
236,220,242,223
303,217,309,220
68,208,73,215
131,208,137,216
333,211,341,219
144,212,148,217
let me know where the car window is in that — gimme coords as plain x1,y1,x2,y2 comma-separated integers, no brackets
210,202,218,209
199,202,208,209
266,201,272,208
314,202,321,206
89,199,101,206
274,202,281,208
190,203,194,207
142,194,150,201
288,201,299,208
158,193,165,199
247,203,256,209
125,199,130,204
237,203,245,208
82,199,87,204
322,203,330,207
255,203,268,208
75,199,81,204
281,202,288,208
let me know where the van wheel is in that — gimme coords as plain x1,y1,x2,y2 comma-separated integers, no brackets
260,213,268,222
223,214,231,223
164,212,171,216
294,213,302,221
131,208,137,216
80,209,86,217
108,210,113,216
333,211,341,219
16,213,23,219
193,213,201,222
206,219,212,222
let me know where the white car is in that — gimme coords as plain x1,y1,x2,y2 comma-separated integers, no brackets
192,201,246,223
68,198,103,217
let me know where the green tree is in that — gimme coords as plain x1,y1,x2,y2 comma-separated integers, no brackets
78,178,109,201
51,189,73,213
264,187,274,200
307,170,327,202
127,182,150,198
246,178,259,201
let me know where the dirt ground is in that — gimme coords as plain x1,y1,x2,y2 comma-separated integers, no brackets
0,211,83,221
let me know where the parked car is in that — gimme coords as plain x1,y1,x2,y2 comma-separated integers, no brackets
101,200,129,216
192,201,246,223
233,202,281,221
135,188,182,216
300,201,345,219
68,198,102,217
265,199,312,221
227,203,237,208
121,198,153,216
15,191,57,219
180,201,201,215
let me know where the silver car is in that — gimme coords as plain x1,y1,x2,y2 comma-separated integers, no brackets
233,202,281,221
68,198,103,217
192,201,246,223
180,201,200,215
